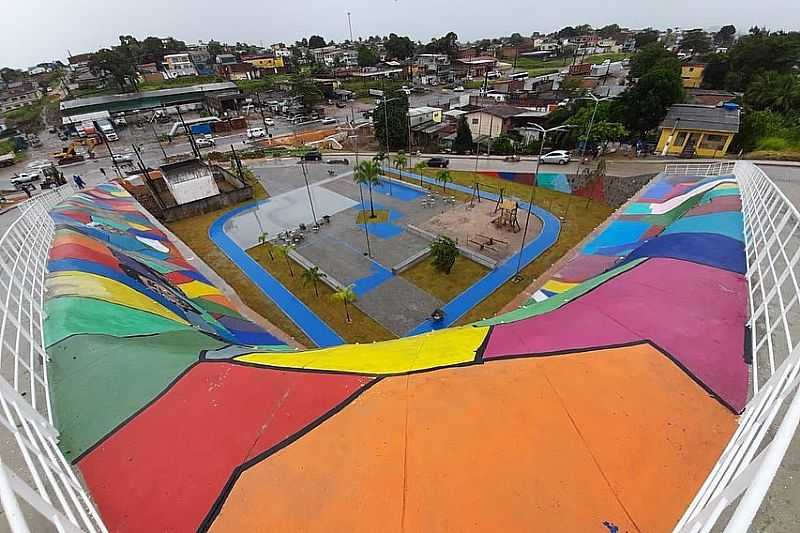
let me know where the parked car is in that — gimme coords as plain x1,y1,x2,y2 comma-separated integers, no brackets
321,117,338,125
302,150,322,161
113,116,128,128
453,86,465,92
264,118,275,126
426,157,450,168
195,136,216,148
111,153,134,165
539,150,571,165
11,172,40,188
335,101,347,108
326,158,350,165
247,127,267,139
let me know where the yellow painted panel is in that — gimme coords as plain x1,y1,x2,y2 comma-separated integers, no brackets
129,222,153,231
47,271,189,325
237,325,490,374
178,280,222,298
542,279,578,294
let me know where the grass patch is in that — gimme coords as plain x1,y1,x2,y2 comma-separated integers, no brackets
250,243,396,344
138,74,223,92
3,99,44,133
0,138,15,156
339,78,405,98
166,180,315,347
355,209,389,223
386,168,615,323
515,53,630,76
400,255,488,302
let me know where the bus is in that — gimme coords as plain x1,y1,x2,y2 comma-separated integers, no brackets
508,71,529,81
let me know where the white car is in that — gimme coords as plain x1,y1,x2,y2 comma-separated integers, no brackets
539,150,571,165
264,118,275,126
11,172,40,187
320,117,338,125
247,127,266,139
453,86,465,92
196,136,216,148
112,153,134,164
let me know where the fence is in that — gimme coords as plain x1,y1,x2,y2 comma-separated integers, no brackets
664,161,736,177
0,185,107,533
674,161,800,532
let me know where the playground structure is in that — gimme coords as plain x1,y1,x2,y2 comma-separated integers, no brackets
1,161,799,533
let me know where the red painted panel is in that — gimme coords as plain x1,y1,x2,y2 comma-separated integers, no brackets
78,362,372,532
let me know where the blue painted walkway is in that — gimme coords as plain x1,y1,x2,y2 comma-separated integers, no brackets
209,201,344,348
383,169,561,336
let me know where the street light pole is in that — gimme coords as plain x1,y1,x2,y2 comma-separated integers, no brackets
513,124,572,281
300,161,318,224
577,92,614,164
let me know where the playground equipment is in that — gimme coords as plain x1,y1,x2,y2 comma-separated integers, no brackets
492,199,521,232
468,233,509,252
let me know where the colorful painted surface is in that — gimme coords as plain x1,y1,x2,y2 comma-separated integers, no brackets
44,171,749,532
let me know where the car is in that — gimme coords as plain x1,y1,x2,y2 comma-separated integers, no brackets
111,153,134,164
195,136,216,148
539,150,571,165
27,160,52,171
335,101,347,108
301,150,322,161
426,157,450,168
320,117,338,125
113,116,128,127
247,127,267,139
11,172,40,188
264,118,275,126
326,158,350,165
453,86,465,92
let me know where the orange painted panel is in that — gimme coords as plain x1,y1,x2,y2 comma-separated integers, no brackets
210,345,736,533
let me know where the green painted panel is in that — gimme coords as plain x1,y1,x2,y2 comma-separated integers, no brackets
44,296,191,347
474,258,646,326
49,330,227,461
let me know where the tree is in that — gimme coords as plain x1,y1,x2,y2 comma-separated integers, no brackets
725,31,800,90
425,32,459,60
357,45,378,67
332,285,357,323
701,52,730,89
206,40,224,60
290,73,323,111
385,33,414,60
598,24,621,38
453,116,473,154
731,109,788,152
392,151,407,175
413,161,428,186
275,245,295,277
258,232,274,260
680,29,711,55
629,44,680,79
302,266,326,297
557,26,578,39
354,160,380,218
430,236,458,274
714,25,737,46
585,122,629,153
374,89,409,150
614,67,684,136
89,48,137,91
308,35,326,49
0,68,26,83
140,37,166,63
634,30,659,49
509,33,524,45
435,169,453,193
745,72,800,114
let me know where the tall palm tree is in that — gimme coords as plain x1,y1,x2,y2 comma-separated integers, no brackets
436,169,453,193
373,151,387,169
392,151,407,176
302,266,326,297
331,284,357,323
353,160,380,218
275,244,295,277
414,161,428,187
258,232,273,260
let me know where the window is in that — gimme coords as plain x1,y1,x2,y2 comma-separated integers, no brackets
472,118,479,125
699,133,728,151
673,131,688,146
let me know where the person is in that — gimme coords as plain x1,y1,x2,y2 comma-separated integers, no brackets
73,174,86,190
99,167,107,178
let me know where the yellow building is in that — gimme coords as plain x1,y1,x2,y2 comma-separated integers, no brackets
242,56,285,73
657,104,740,158
681,63,705,88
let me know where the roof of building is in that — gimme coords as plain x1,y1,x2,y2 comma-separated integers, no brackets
408,106,442,117
60,82,238,111
466,105,527,119
660,104,741,133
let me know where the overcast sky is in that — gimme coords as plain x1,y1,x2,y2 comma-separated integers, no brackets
1,0,798,68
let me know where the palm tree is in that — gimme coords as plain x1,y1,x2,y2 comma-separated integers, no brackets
302,266,326,297
436,169,453,193
373,151,387,168
258,232,273,260
353,160,380,218
414,161,428,187
392,151,407,176
275,244,295,277
331,284,357,323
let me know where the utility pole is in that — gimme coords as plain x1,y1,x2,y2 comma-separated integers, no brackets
230,145,244,180
254,92,270,138
300,161,318,224
132,143,166,211
151,122,167,160
347,12,354,43
176,106,200,159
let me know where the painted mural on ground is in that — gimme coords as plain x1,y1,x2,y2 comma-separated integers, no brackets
45,172,747,532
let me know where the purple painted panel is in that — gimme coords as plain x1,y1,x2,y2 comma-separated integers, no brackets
485,258,748,412
553,254,621,283
686,196,742,217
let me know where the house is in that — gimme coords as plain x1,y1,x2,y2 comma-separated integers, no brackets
188,49,214,75
241,55,286,74
0,82,43,113
454,57,498,78
219,63,261,81
163,54,198,79
215,54,238,65
681,63,705,88
657,103,741,158
408,106,443,128
415,54,453,84
464,105,528,139
686,89,738,106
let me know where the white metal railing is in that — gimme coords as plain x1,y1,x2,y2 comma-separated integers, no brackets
664,161,736,176
0,185,107,533
674,161,800,532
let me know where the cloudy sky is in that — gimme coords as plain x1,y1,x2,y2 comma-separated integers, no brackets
1,0,798,68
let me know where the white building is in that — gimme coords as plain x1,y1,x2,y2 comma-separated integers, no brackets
163,53,197,79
